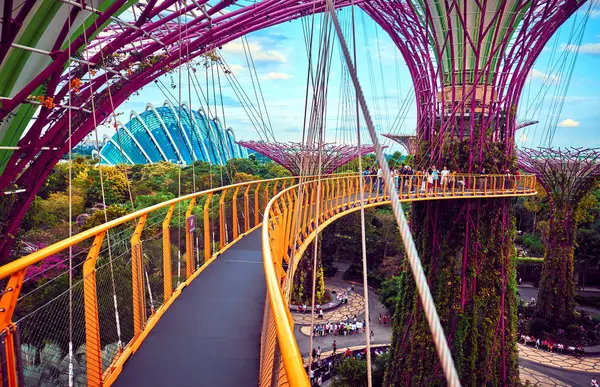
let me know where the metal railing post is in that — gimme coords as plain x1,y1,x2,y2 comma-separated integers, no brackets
163,204,176,300
232,187,241,240
0,269,26,386
255,182,262,227
204,193,213,262
185,198,197,278
83,232,106,387
244,185,251,232
131,214,147,338
219,189,228,250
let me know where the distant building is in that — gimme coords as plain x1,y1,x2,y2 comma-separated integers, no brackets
100,102,248,165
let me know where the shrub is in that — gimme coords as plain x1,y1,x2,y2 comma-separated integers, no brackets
332,357,368,387
565,324,581,340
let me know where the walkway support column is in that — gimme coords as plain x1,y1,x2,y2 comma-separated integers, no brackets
131,214,147,339
83,232,105,387
163,204,175,300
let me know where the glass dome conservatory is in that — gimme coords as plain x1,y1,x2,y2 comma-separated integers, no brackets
99,101,248,165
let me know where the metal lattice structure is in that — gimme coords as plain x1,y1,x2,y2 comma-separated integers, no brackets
237,140,378,175
99,102,248,166
518,147,600,325
382,133,417,155
362,0,585,167
518,147,600,205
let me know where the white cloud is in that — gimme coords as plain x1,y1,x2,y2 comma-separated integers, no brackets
221,40,287,63
557,118,580,128
263,72,293,80
561,42,600,54
591,9,600,18
528,69,560,85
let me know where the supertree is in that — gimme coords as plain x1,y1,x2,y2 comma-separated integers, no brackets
359,0,586,384
518,147,600,326
237,140,377,175
382,133,417,156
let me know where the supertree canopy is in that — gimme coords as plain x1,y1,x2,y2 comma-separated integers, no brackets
237,140,378,175
382,133,417,156
359,0,586,385
518,147,600,325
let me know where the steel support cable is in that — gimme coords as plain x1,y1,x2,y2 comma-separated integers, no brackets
241,36,276,142
326,2,461,385
67,9,75,386
352,1,372,384
521,14,584,146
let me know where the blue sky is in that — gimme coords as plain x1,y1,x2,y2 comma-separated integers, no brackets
96,3,600,154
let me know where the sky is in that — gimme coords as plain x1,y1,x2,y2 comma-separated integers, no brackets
93,2,600,154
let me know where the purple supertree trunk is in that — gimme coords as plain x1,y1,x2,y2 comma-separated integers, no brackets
359,0,585,384
518,147,600,325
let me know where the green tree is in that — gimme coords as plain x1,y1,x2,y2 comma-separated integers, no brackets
331,357,368,387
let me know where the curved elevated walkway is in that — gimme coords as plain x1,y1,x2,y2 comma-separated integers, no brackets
114,231,264,387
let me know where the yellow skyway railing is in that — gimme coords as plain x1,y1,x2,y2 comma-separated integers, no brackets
0,173,535,387
260,173,537,386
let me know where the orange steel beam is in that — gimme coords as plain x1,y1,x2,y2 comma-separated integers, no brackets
163,204,176,300
83,232,106,387
244,185,251,232
204,193,213,262
185,198,197,279
254,182,262,227
131,214,147,339
219,189,228,250
232,186,241,239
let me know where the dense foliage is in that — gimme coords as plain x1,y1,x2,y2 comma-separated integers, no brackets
385,139,520,386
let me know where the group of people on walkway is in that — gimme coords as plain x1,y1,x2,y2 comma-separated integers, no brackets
364,164,523,195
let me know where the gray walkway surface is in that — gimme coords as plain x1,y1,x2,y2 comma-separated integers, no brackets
114,231,265,387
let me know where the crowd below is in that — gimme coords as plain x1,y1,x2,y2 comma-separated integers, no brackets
519,333,585,356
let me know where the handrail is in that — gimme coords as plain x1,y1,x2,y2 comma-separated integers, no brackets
260,173,537,386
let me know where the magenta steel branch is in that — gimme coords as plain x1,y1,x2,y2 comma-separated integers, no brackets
361,0,585,169
237,140,378,175
381,133,417,156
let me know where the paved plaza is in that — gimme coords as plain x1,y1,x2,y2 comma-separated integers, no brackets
291,285,366,325
294,274,600,386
